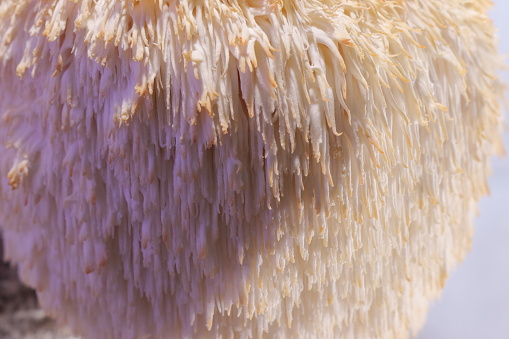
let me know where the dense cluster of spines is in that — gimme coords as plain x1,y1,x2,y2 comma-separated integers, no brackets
0,0,504,338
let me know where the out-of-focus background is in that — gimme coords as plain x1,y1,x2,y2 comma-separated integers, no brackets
418,1,509,338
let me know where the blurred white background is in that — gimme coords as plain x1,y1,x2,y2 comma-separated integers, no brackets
417,1,509,338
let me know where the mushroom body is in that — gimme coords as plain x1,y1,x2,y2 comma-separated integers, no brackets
0,1,504,338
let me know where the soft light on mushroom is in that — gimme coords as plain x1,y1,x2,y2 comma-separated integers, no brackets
0,0,505,338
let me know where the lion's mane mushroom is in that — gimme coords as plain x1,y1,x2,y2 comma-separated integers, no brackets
0,0,504,338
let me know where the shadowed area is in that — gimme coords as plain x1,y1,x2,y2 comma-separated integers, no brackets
0,234,76,339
